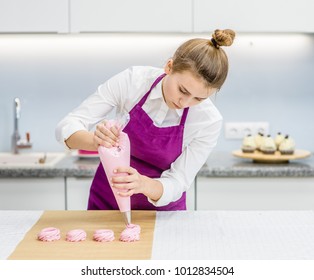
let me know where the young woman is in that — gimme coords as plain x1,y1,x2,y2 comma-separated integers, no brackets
55,29,236,211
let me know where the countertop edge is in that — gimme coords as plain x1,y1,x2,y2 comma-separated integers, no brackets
1,152,314,178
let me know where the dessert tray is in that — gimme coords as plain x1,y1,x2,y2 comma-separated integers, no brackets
232,149,311,163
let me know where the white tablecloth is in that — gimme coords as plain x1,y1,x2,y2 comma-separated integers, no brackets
0,211,43,260
152,211,314,259
1,210,314,260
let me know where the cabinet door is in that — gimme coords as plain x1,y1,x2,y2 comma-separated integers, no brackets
0,178,65,210
70,0,192,33
194,0,314,33
66,177,196,210
66,177,92,210
196,177,314,210
0,0,68,33
186,180,196,210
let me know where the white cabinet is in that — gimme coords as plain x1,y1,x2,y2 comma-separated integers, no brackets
196,177,314,210
0,0,69,33
0,178,65,210
66,177,196,210
66,177,92,210
194,0,314,33
70,0,192,33
1,0,312,34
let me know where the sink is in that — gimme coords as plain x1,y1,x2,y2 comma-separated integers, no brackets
0,152,66,168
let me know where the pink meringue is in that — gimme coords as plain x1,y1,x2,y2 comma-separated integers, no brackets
119,224,141,242
93,229,115,242
66,229,87,242
37,227,61,242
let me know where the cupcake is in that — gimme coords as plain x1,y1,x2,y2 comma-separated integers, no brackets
260,135,276,154
279,135,295,155
254,132,265,151
274,132,285,150
241,134,256,153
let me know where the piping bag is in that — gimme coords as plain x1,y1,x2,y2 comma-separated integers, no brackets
98,113,131,225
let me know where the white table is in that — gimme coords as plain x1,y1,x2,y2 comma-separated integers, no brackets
1,210,314,260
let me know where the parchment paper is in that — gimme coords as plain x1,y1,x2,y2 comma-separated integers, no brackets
9,210,156,260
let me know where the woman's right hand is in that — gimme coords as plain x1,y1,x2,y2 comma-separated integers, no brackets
93,120,120,148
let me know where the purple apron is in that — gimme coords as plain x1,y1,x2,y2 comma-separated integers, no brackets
87,73,189,211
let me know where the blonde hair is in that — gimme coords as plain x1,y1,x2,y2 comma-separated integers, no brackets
171,29,236,90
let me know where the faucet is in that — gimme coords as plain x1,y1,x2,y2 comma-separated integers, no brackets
11,97,32,154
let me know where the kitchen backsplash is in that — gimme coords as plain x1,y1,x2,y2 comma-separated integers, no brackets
1,33,313,153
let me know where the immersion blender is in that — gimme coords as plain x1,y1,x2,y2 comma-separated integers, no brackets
98,113,131,225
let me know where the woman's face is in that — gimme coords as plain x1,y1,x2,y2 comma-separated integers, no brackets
162,60,216,109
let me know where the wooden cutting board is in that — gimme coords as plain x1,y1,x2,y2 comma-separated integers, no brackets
8,210,156,260
232,149,311,163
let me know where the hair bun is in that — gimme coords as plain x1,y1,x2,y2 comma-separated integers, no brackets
212,29,236,47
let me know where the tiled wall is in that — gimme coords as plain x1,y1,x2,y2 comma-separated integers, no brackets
1,33,313,153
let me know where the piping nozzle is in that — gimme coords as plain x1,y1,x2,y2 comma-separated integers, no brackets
121,211,131,226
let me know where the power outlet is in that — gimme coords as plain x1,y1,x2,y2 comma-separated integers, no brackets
224,122,269,139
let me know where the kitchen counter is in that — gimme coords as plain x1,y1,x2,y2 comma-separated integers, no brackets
0,154,99,178
0,151,313,178
2,210,314,260
199,151,314,177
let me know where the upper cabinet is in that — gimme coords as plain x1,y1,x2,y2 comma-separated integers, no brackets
0,0,68,33
193,0,314,33
70,0,192,33
0,0,313,34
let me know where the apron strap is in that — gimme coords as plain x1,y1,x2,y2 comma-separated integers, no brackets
138,73,166,107
180,107,189,126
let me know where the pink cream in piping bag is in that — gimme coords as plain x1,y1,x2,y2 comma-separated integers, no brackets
98,114,131,225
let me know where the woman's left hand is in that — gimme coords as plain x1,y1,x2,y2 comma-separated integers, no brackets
111,167,146,197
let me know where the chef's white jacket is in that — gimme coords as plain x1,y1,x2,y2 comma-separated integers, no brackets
56,66,222,207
